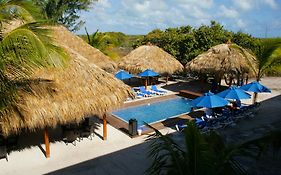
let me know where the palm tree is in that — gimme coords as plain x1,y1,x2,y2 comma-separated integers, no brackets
254,38,281,81
250,38,281,103
85,27,114,50
146,122,281,175
0,0,67,113
231,39,281,103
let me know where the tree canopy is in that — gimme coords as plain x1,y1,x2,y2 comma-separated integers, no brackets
33,0,96,31
134,21,259,65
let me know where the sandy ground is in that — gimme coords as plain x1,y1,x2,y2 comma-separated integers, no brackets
0,77,280,175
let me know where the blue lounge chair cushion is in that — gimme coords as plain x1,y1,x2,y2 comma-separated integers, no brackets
151,85,167,93
140,86,154,95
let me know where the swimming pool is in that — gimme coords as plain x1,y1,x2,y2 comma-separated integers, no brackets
112,97,192,128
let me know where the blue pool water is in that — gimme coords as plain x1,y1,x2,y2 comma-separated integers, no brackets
112,97,192,128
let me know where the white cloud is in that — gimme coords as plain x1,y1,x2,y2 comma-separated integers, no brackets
233,1,252,11
77,0,281,37
264,0,278,9
219,5,239,18
233,0,278,10
97,0,111,8
236,19,247,28
177,0,214,9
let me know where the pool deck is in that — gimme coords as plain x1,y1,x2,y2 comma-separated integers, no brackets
0,77,280,175
107,93,204,137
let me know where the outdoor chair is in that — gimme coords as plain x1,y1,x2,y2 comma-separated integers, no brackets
175,120,187,132
152,85,167,93
151,85,167,95
62,128,79,146
79,121,95,141
139,86,155,96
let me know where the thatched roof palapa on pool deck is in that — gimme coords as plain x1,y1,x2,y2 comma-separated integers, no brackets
117,45,183,75
0,38,133,137
186,44,257,76
51,26,117,73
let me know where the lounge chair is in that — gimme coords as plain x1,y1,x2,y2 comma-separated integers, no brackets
132,88,147,98
175,120,187,131
139,86,155,96
151,85,167,94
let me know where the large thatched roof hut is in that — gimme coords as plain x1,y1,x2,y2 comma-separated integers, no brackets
0,48,132,137
51,26,117,73
117,45,183,75
186,44,257,77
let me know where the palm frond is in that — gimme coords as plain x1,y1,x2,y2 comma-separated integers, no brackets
184,122,216,175
145,123,186,175
0,21,68,77
0,0,42,22
229,44,258,76
255,38,281,78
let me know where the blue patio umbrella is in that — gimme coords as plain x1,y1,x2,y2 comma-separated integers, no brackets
216,86,251,100
191,92,229,108
240,81,271,93
115,70,133,80
138,69,159,77
138,69,159,89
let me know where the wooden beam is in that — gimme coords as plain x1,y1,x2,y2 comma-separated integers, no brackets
253,92,258,104
145,79,148,90
103,114,107,140
44,127,50,158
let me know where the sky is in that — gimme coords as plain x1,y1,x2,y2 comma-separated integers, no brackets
77,0,281,38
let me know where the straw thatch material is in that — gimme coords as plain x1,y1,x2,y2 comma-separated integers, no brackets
186,44,257,76
0,41,133,136
117,45,183,75
51,26,117,73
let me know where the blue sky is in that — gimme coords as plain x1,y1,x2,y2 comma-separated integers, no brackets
77,0,281,38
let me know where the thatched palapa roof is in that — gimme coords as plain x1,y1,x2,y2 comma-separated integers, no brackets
51,26,117,73
117,45,183,75
186,44,257,76
0,28,133,136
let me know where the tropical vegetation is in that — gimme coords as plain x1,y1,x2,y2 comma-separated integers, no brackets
134,21,259,65
146,122,281,175
33,0,96,31
0,0,67,115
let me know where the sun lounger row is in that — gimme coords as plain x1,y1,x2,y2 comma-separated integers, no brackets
132,85,167,98
175,103,260,133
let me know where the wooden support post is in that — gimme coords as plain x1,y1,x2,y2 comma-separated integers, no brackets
44,127,50,158
166,75,169,84
145,79,148,90
103,114,107,140
253,92,258,104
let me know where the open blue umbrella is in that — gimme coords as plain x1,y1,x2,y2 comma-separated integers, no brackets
138,69,159,77
115,70,133,80
240,81,271,93
138,69,159,89
217,86,251,100
191,92,229,108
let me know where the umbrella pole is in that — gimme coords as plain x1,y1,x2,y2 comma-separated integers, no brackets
44,127,50,158
145,79,148,90
103,114,107,140
166,75,168,84
253,92,258,104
